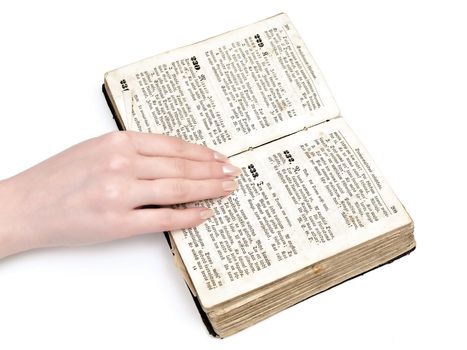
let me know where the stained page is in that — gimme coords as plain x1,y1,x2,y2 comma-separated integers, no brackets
104,13,339,156
171,118,412,309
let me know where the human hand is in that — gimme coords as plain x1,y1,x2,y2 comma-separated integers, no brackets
0,131,240,258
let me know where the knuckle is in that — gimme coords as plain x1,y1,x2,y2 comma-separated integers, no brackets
105,131,132,148
102,179,124,202
172,137,186,156
101,210,122,229
159,210,175,231
172,158,188,177
105,153,131,172
84,178,124,213
171,181,188,201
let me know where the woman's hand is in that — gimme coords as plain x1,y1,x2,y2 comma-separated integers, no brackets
0,131,240,258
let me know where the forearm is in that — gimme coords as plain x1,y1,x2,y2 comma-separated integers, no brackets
0,178,22,258
0,176,39,259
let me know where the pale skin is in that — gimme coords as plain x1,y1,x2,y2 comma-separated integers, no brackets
0,131,241,259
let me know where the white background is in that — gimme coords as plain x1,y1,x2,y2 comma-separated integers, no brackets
0,1,465,349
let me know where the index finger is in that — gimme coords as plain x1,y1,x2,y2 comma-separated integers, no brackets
127,131,229,162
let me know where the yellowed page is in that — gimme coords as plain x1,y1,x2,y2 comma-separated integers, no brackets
104,13,339,156
171,117,412,309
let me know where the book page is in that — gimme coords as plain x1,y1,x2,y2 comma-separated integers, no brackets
170,118,412,309
104,13,339,156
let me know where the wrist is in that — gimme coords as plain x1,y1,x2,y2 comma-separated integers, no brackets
0,177,37,259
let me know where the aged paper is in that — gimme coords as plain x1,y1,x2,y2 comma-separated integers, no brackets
105,13,339,156
171,118,412,308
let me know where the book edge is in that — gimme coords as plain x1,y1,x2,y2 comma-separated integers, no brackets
102,82,416,338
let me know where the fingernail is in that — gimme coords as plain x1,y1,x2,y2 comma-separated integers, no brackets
214,151,230,163
222,180,238,191
200,208,214,220
222,164,242,176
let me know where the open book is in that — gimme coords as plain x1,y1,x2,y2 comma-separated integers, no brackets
103,13,415,337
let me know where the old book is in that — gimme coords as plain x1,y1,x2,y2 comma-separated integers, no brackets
102,13,415,337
